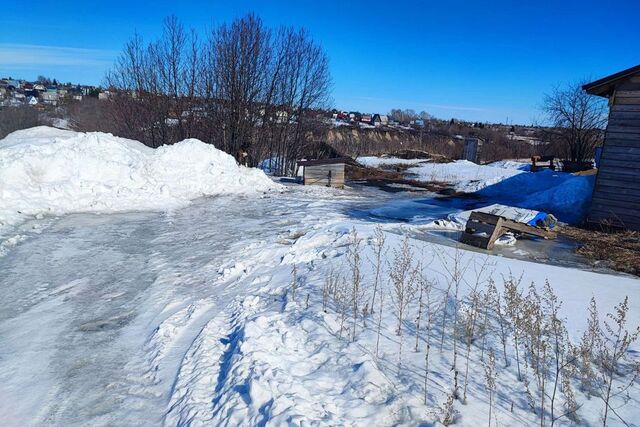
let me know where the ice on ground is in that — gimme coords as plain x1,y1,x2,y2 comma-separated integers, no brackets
1,186,639,426
0,126,281,237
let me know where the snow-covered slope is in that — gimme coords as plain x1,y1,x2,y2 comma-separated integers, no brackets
405,160,524,192
0,127,280,236
357,156,429,168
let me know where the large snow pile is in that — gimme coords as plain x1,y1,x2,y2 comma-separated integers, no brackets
0,127,280,234
406,160,524,192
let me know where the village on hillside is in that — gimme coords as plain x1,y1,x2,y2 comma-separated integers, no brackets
1,7,639,427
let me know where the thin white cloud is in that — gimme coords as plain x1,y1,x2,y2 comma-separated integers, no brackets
0,43,117,68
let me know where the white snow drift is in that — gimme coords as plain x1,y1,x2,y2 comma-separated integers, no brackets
0,127,280,235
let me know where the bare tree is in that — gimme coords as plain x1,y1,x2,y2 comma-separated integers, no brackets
106,13,331,171
542,81,607,162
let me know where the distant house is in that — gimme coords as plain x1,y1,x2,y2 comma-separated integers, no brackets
41,91,59,105
27,96,38,105
372,114,389,127
34,84,46,92
361,114,372,124
583,64,640,230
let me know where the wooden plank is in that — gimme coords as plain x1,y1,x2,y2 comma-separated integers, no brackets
607,119,640,128
591,196,640,211
611,104,640,112
615,90,640,98
597,171,640,183
597,166,640,177
598,157,640,170
596,176,640,187
593,187,640,203
614,97,640,105
500,218,557,239
602,135,640,146
609,110,640,119
600,146,640,157
465,222,496,235
469,211,500,225
460,233,491,250
594,183,640,198
486,219,505,250
606,125,640,134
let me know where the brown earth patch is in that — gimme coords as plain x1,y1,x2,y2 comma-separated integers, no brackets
558,225,640,276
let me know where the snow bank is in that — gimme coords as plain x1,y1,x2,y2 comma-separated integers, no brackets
356,156,428,168
0,127,280,235
406,160,524,192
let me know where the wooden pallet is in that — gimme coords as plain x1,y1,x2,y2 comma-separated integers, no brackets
461,211,557,250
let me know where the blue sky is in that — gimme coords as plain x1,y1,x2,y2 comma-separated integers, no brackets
1,1,638,124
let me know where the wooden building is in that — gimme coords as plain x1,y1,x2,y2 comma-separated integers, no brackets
462,137,483,163
297,158,351,188
583,64,640,230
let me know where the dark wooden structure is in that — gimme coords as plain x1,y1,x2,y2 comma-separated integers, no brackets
297,158,351,188
583,64,640,230
462,137,482,163
531,155,556,172
461,211,557,250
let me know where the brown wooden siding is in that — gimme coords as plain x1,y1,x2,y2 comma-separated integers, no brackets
588,86,640,230
303,163,345,188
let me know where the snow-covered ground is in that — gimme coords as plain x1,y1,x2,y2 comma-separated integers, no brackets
406,160,527,192
357,156,429,169
1,130,638,426
1,186,638,426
